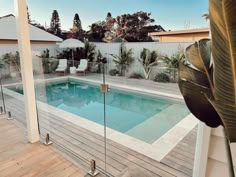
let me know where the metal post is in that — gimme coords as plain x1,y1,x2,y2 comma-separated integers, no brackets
44,133,53,146
7,111,13,120
0,73,6,113
0,106,3,114
88,160,99,176
102,63,107,172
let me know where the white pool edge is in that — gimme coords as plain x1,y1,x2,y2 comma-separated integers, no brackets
3,77,199,162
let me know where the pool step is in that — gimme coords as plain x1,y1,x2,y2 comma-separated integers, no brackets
125,104,189,144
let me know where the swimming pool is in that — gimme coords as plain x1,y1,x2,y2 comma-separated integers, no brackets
12,79,189,144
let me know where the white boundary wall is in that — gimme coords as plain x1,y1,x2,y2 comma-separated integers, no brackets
93,42,192,78
0,42,193,79
0,43,58,77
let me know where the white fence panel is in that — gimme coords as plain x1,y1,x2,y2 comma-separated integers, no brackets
0,42,192,79
93,42,192,77
0,44,58,77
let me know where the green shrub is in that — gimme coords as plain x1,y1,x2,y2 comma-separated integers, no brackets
50,59,59,72
129,73,144,79
109,69,119,76
154,73,170,82
109,43,134,76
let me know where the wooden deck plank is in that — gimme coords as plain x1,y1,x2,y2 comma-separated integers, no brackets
36,110,188,177
161,126,198,176
69,170,85,177
6,97,188,175
37,112,185,177
161,158,192,176
52,164,79,177
0,118,88,177
3,93,196,177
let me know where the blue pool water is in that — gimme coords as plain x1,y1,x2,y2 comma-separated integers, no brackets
12,80,189,143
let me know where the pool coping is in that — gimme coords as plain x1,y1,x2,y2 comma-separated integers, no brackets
3,76,199,162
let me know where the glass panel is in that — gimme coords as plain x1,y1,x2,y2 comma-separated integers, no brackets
0,47,26,125
102,42,198,176
31,40,107,175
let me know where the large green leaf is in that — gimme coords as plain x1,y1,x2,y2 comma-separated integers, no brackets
179,80,222,127
178,0,236,142
179,39,223,128
209,0,236,142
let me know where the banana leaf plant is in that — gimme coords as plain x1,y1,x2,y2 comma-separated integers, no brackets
139,48,161,79
178,0,236,176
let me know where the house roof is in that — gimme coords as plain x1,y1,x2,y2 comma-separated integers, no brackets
0,14,62,42
148,27,209,36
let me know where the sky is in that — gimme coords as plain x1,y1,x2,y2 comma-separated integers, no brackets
0,0,208,31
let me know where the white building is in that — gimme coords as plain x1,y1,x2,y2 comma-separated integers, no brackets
0,14,62,56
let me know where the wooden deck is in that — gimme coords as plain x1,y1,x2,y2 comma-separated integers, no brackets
161,126,198,176
2,92,197,177
0,117,87,177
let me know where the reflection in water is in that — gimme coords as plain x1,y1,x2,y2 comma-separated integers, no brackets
13,80,189,142
34,80,179,132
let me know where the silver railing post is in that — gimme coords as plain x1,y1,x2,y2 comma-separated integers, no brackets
88,160,99,176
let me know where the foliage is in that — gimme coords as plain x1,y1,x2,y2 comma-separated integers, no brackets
85,11,165,42
31,22,46,30
139,48,161,79
86,21,107,42
0,52,21,76
109,69,119,76
56,49,71,60
162,51,185,69
83,39,96,62
37,49,58,73
154,73,170,82
0,54,9,69
48,10,61,37
109,43,134,76
56,40,96,63
27,6,31,24
128,73,144,79
40,49,51,73
178,0,236,145
0,58,6,69
67,13,85,40
96,50,103,73
26,6,46,31
115,11,165,42
5,52,20,72
73,13,82,31
97,50,103,62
